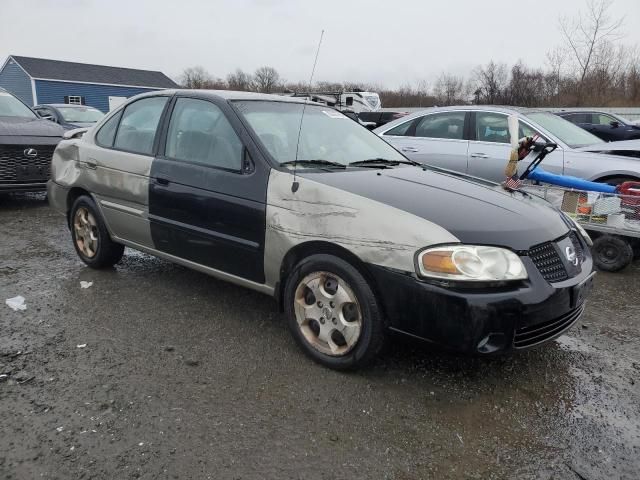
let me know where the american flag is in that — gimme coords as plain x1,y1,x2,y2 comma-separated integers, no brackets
504,174,522,190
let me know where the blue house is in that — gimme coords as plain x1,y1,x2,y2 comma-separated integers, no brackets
0,55,179,112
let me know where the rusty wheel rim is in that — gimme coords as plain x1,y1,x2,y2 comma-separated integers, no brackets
293,271,362,356
73,207,98,258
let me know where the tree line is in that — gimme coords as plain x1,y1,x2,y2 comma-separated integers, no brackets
179,0,639,109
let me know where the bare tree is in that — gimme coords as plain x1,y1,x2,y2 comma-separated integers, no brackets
473,61,508,104
180,66,213,89
434,73,465,105
226,69,253,91
252,66,281,93
559,0,625,101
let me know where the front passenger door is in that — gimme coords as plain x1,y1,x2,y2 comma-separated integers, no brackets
149,96,269,283
467,112,564,182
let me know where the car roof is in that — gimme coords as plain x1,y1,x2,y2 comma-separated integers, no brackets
373,105,552,134
35,103,100,108
140,89,318,105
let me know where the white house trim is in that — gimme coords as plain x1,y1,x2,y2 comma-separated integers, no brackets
30,78,37,105
31,77,170,90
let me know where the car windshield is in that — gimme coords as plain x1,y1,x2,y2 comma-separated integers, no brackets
525,112,604,148
57,106,104,123
234,100,406,167
0,91,36,118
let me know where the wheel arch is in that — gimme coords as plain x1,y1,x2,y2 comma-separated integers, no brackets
592,173,640,184
65,187,93,225
275,241,383,313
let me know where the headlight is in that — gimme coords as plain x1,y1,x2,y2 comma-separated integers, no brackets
564,213,593,247
417,245,528,282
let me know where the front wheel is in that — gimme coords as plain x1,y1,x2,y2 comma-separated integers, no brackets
70,195,124,268
283,254,385,370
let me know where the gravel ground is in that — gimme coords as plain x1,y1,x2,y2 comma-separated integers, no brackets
0,193,639,480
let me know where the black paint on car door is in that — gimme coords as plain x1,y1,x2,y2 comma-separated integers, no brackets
148,95,270,283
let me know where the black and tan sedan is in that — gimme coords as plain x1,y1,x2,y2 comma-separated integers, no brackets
48,90,594,369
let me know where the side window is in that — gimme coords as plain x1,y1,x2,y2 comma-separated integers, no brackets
475,112,510,143
96,111,123,147
414,112,465,140
165,98,243,171
384,119,415,136
565,113,589,124
113,97,168,155
594,113,616,125
519,122,542,139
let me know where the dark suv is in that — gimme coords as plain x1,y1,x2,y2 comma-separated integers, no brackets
0,88,63,193
557,111,640,142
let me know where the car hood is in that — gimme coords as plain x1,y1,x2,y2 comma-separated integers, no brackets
0,116,64,137
576,139,640,153
302,166,570,251
62,121,96,130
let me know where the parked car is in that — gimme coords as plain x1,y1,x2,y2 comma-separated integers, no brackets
375,106,640,185
556,110,640,142
33,103,104,130
48,90,594,369
576,139,640,158
357,111,409,129
0,87,63,193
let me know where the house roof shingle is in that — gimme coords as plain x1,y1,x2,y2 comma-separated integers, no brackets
10,55,179,89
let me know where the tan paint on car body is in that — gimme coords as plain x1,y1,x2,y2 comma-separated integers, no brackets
263,169,460,288
49,109,155,247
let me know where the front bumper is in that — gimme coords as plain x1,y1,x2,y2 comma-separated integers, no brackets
0,182,47,193
368,254,594,354
46,180,69,215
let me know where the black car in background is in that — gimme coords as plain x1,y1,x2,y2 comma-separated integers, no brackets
0,88,63,193
557,110,640,142
33,103,104,131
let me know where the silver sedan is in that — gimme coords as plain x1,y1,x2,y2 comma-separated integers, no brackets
374,106,640,184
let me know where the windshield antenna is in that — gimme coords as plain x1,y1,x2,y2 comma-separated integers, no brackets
292,29,324,193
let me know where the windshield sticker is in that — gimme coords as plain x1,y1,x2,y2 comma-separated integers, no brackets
322,110,346,119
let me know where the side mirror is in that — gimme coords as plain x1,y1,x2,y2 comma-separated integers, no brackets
37,111,56,122
610,120,620,128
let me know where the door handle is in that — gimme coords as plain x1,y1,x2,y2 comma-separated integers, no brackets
401,147,419,153
85,158,97,170
154,177,170,186
470,153,488,159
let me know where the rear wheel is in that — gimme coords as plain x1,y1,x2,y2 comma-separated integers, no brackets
283,254,385,370
592,234,633,272
70,195,124,268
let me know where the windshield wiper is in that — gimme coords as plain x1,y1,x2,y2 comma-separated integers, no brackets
348,158,419,168
280,159,346,169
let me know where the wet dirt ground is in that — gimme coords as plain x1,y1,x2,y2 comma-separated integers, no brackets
0,193,638,480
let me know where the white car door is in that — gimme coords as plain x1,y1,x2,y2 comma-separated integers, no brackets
380,111,469,173
467,111,564,182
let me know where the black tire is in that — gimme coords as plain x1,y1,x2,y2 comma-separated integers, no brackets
592,234,633,272
69,195,124,268
283,254,385,370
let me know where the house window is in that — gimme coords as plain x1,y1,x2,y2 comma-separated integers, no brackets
65,95,85,105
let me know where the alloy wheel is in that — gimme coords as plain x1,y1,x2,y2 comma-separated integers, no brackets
293,271,362,356
73,207,98,258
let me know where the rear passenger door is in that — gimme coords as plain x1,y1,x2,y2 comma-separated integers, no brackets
381,111,469,173
87,95,170,248
149,96,269,283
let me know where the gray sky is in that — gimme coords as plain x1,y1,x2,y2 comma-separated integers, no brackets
1,0,638,88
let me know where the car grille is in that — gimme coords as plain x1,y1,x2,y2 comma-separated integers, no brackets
528,241,568,283
0,145,55,184
514,304,585,349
